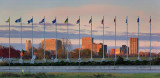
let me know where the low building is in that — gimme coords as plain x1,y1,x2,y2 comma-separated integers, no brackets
41,39,62,51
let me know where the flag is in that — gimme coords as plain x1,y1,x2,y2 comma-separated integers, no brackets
39,18,45,24
28,18,33,24
64,18,68,23
15,18,21,23
52,19,56,24
149,18,151,23
6,18,10,23
114,17,116,23
76,18,80,24
101,19,104,24
126,18,128,23
137,17,139,23
89,18,92,24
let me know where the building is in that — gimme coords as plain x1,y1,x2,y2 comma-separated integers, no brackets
81,37,107,53
116,48,121,55
41,39,62,51
120,45,128,55
25,40,32,52
109,48,121,55
129,38,138,55
82,37,93,50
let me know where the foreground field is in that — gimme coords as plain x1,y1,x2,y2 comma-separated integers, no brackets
0,72,160,78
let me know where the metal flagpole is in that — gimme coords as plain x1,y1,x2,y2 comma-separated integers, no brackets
149,16,152,70
137,16,141,61
30,16,35,63
149,16,152,61
43,16,46,62
126,16,129,60
114,16,117,61
54,16,58,62
32,16,34,58
114,16,116,70
78,16,81,62
90,16,93,61
9,17,11,64
66,16,70,62
19,17,23,63
101,16,105,61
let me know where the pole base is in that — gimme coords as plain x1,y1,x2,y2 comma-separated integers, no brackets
30,59,35,64
149,57,152,61
89,58,94,61
101,58,105,62
137,57,141,61
0,59,3,62
125,57,129,61
19,59,23,64
78,58,82,62
42,58,46,63
54,58,58,62
65,58,70,62
114,58,117,61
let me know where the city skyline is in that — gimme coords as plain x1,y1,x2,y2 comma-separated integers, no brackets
0,0,160,53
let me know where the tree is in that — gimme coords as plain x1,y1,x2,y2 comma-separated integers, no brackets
0,46,20,58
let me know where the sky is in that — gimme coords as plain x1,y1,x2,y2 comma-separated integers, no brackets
0,0,160,53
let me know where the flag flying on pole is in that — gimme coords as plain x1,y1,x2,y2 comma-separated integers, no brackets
28,18,33,24
149,18,151,23
101,18,104,24
137,17,139,23
39,18,45,24
126,18,128,23
6,18,10,23
76,18,80,24
114,17,116,23
52,19,56,24
15,18,21,23
89,18,92,24
64,18,68,23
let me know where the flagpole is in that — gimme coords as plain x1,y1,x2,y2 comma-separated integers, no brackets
30,16,35,63
78,16,81,62
66,16,70,62
9,17,11,64
113,16,117,70
101,16,105,61
126,16,129,60
114,16,117,61
90,16,93,61
19,17,23,63
43,16,46,62
54,16,58,62
32,16,34,58
137,16,141,61
149,16,152,61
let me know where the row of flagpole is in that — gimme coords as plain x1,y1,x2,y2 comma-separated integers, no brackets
5,16,152,63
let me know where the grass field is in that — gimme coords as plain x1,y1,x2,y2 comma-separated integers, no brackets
0,72,160,78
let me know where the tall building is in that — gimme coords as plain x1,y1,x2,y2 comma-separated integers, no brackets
82,37,93,50
41,39,62,51
25,40,32,52
129,38,138,55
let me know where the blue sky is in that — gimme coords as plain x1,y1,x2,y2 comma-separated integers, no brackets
0,0,160,52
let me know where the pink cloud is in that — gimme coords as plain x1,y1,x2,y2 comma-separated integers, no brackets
26,4,138,16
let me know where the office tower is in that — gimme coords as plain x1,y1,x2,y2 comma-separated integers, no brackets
129,38,138,55
25,40,32,52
